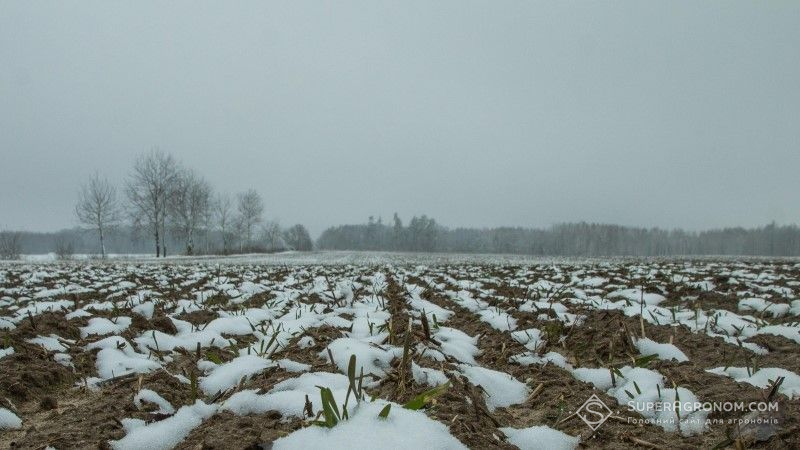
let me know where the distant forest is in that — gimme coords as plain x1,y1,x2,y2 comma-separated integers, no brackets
3,216,800,258
317,215,800,257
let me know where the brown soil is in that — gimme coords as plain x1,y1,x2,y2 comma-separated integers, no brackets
0,341,75,403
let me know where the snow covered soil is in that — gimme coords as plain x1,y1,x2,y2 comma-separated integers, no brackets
0,256,799,449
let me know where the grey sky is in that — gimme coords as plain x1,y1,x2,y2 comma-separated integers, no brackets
1,1,799,236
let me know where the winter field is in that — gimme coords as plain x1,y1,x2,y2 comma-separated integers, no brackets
1,253,799,449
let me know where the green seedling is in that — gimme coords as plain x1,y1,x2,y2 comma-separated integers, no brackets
625,389,635,399
313,386,341,428
403,382,450,410
634,354,658,368
190,371,198,402
347,354,364,403
206,351,223,365
673,384,682,433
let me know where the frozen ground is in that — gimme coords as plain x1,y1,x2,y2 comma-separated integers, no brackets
0,255,798,449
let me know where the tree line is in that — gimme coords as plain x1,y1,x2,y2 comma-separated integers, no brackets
3,158,800,258
316,216,800,256
1,148,312,260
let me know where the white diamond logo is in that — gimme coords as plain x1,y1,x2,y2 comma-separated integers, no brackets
575,394,613,431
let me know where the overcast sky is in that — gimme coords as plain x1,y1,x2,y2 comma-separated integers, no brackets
1,1,799,236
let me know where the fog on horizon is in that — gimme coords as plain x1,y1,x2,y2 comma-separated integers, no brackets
1,1,799,237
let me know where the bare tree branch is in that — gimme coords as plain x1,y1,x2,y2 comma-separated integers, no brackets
125,148,180,257
75,171,120,258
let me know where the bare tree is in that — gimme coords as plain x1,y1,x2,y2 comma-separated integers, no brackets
236,189,264,249
283,224,313,251
213,193,235,254
54,233,75,260
0,230,22,260
126,149,180,257
261,220,284,251
169,168,211,255
200,202,214,255
75,172,119,258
